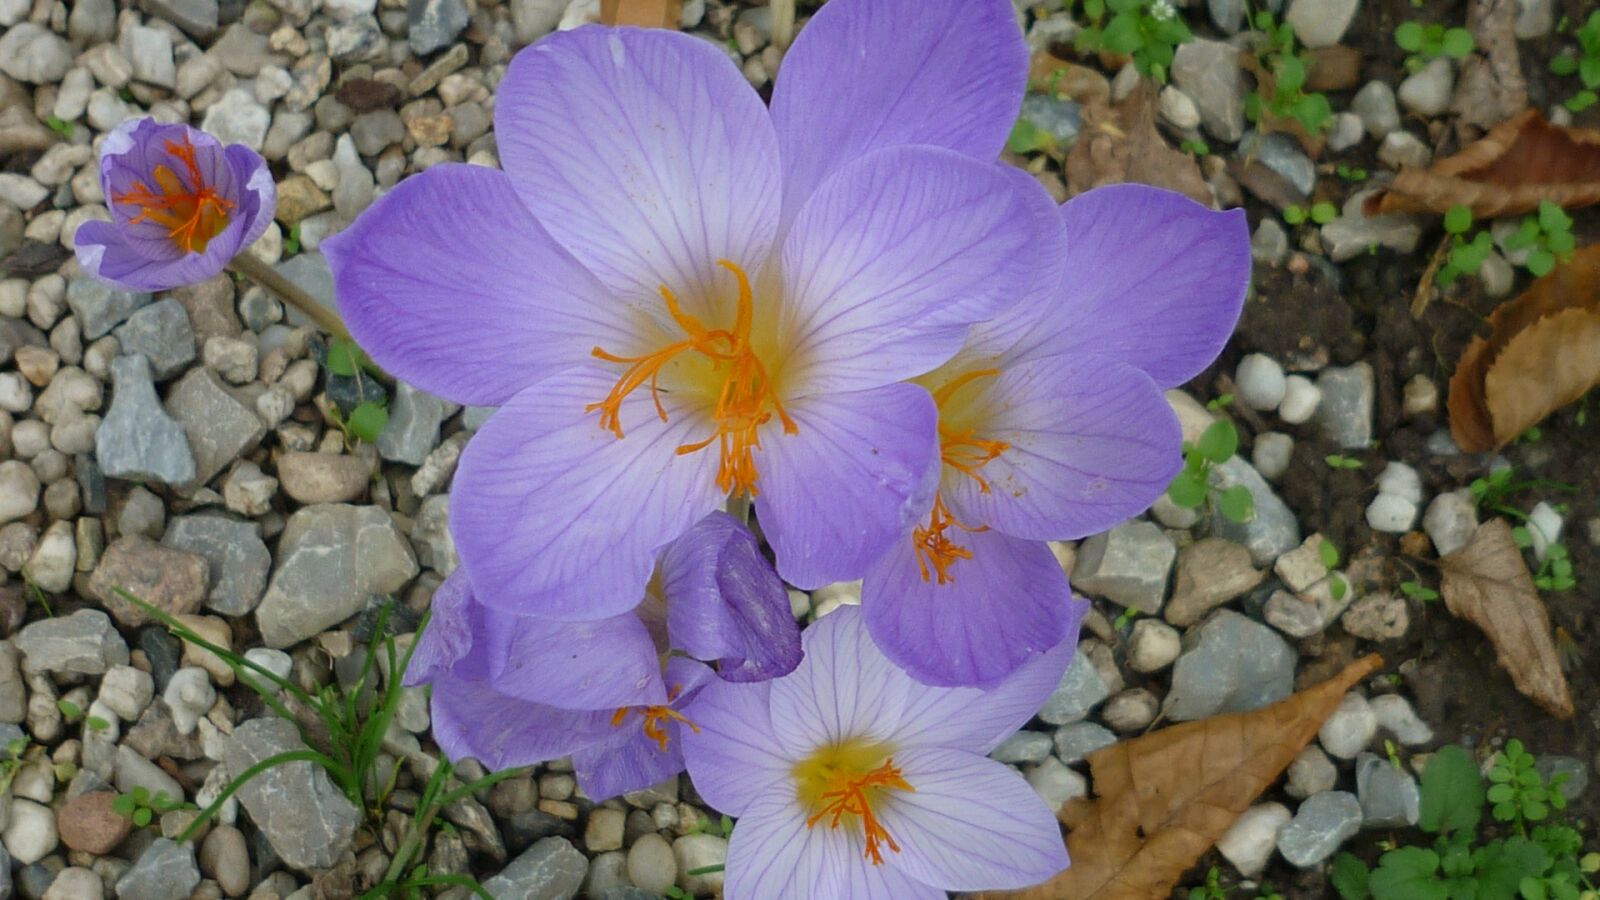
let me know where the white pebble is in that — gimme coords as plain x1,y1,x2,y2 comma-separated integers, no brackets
1217,802,1291,878
1375,461,1423,505
2,798,58,864
1528,501,1563,561
1366,494,1418,533
1318,692,1376,759
1277,375,1322,424
1252,432,1294,481
163,667,215,736
1236,354,1287,411
1127,619,1181,673
1402,375,1438,417
1371,694,1434,747
1424,490,1477,556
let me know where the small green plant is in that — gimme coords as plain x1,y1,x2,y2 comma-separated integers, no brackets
324,338,390,444
1325,454,1364,470
1436,204,1496,287
1189,865,1231,900
112,785,188,828
1179,138,1211,156
1502,201,1576,278
1511,525,1577,592
44,115,74,140
1245,10,1333,134
1394,20,1475,73
1468,469,1579,593
1006,118,1054,156
1549,11,1600,112
283,222,302,257
1318,539,1351,601
1401,580,1441,602
1334,743,1597,900
1074,0,1193,83
1167,419,1254,523
1112,606,1140,631
1284,202,1337,226
1337,164,1370,182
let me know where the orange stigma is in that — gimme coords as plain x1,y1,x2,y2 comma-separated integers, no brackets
611,685,700,752
112,135,233,254
585,260,797,497
803,758,914,865
913,369,1009,584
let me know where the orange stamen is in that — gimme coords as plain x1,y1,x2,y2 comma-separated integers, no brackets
804,759,914,866
911,370,1009,583
111,135,234,254
585,260,796,497
610,685,700,753
913,493,986,584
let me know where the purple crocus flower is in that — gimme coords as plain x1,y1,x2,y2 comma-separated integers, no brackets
681,604,1084,897
408,512,799,799
859,184,1250,688
74,118,274,292
325,0,1061,624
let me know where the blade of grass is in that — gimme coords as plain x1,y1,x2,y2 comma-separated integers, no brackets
178,749,345,841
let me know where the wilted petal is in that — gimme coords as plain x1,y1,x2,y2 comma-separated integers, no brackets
779,147,1063,396
863,527,1079,687
495,27,781,317
451,365,722,622
767,606,910,757
723,779,947,899
1002,184,1250,388
324,164,635,407
878,747,1069,890
430,675,617,772
941,354,1182,542
769,0,1025,231
487,607,665,711
662,511,800,682
572,659,714,801
754,383,938,590
403,569,476,686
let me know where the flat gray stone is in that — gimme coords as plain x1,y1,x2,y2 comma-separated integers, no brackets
114,298,195,380
116,838,199,900
377,382,446,466
144,0,219,36
1278,791,1363,867
66,278,150,340
163,368,266,487
1072,521,1176,614
1163,610,1296,722
223,717,360,870
1172,38,1244,142
274,252,337,328
989,731,1054,765
97,356,197,487
482,837,587,900
162,514,271,615
1207,456,1301,566
408,0,470,55
1018,94,1080,149
1037,652,1110,726
13,610,129,676
1356,753,1420,828
1053,721,1117,763
255,504,419,648
1317,363,1374,449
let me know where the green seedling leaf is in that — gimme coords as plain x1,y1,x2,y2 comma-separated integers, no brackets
1218,485,1255,523
1332,853,1372,900
1368,847,1446,900
1444,204,1473,235
1418,744,1486,834
1441,27,1474,58
1196,421,1238,464
327,339,361,377
347,401,388,444
1006,118,1053,156
1395,21,1425,51
1311,201,1337,225
133,807,152,827
1318,540,1340,569
56,699,81,720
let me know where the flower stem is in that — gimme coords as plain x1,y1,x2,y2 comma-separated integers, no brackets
770,0,794,48
228,253,350,341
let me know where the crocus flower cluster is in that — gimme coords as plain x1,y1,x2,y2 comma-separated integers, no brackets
74,118,275,292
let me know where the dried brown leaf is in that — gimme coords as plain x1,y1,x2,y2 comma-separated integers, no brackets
599,0,681,27
981,654,1382,900
1366,110,1600,218
1447,244,1600,450
1064,81,1211,205
1028,52,1112,107
1440,519,1574,719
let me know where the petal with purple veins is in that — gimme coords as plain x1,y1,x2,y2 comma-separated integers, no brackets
767,606,910,757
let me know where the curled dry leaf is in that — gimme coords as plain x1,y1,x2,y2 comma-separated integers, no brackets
1447,244,1600,451
1440,518,1575,719
1365,110,1600,218
981,653,1382,900
599,0,682,27
1065,81,1212,205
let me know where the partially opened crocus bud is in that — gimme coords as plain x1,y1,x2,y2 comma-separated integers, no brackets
73,118,275,292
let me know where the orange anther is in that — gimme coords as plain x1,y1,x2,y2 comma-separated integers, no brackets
804,758,914,866
111,134,233,254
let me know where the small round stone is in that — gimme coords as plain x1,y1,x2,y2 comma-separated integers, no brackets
1367,493,1419,533
57,790,131,855
626,832,677,895
1278,375,1322,424
1236,353,1287,411
1252,432,1294,481
1127,619,1182,673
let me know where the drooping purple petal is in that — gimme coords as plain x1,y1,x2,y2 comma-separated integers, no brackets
887,614,1081,755
722,780,948,899
769,0,1026,232
430,675,619,772
323,164,637,407
225,144,275,249
767,606,911,757
777,147,1064,397
863,527,1080,687
1001,184,1251,388
494,27,781,319
404,569,476,686
679,679,792,817
877,747,1069,890
485,606,665,710
451,365,722,621
940,354,1182,542
662,511,801,683
753,382,938,591
572,658,715,801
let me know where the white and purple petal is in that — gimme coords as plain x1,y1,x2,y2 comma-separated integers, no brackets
767,606,911,757
494,27,781,321
324,164,635,407
679,679,792,818
863,527,1080,687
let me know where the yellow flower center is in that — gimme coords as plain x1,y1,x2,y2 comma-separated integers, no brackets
793,739,914,865
112,134,234,254
586,260,797,497
913,369,1008,584
611,684,699,753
